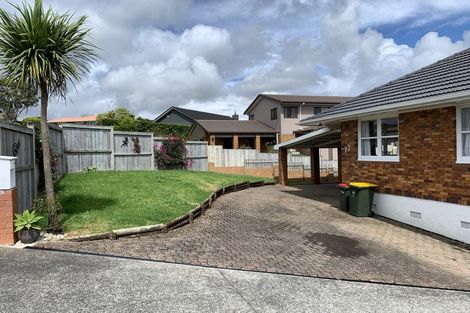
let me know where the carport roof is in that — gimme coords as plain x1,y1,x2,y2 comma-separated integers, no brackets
274,127,340,149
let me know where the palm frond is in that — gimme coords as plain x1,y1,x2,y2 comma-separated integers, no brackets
0,0,98,99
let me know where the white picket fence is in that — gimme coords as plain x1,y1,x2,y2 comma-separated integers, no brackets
207,145,338,172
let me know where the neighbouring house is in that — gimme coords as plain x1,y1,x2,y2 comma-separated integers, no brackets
275,48,470,244
244,94,349,143
48,115,97,125
187,120,277,152
154,106,234,126
244,94,349,163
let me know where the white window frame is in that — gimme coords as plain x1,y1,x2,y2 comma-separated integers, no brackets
357,114,399,162
456,105,470,164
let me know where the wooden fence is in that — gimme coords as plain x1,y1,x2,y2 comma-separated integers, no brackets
0,122,35,213
63,125,208,172
154,138,208,171
63,125,155,172
62,124,113,172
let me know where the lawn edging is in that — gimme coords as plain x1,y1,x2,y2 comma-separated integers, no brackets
65,180,275,242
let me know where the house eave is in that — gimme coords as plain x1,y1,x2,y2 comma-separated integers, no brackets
299,91,470,126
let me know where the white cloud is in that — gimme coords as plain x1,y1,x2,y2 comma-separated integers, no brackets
233,0,470,99
14,0,470,120
102,53,223,116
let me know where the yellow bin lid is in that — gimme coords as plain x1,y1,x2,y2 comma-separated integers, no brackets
349,182,378,188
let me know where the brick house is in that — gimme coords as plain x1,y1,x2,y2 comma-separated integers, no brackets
48,115,97,125
276,48,470,244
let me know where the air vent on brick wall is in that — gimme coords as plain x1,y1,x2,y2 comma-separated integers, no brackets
410,211,422,219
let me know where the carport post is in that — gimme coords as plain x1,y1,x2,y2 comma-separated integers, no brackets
337,146,342,182
278,147,288,186
310,147,320,185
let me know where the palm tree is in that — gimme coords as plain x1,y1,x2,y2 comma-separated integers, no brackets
0,0,97,230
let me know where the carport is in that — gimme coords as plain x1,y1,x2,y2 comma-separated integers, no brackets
274,127,341,186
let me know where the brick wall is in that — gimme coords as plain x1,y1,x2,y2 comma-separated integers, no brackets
0,188,17,245
208,163,337,182
279,134,295,142
341,106,470,205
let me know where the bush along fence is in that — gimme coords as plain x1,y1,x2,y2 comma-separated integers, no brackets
65,180,275,242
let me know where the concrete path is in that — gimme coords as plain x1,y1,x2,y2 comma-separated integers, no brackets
0,248,469,313
35,185,470,290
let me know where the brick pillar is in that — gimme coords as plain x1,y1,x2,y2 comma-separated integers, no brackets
0,188,17,245
310,147,320,185
279,148,288,186
209,135,216,145
233,135,239,149
255,135,261,152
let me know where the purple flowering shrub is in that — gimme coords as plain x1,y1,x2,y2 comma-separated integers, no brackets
154,135,193,169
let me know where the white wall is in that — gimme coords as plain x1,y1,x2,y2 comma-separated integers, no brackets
0,156,16,190
373,193,470,244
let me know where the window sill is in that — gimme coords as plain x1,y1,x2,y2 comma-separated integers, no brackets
358,157,399,163
456,159,470,165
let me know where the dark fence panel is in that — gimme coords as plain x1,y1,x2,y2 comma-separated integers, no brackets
0,122,35,213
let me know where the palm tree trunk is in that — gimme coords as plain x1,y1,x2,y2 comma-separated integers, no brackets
39,81,59,230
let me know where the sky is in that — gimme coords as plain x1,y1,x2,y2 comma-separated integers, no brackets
6,0,470,120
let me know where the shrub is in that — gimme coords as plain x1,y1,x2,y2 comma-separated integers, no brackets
13,210,44,232
154,135,193,169
31,196,61,230
83,166,98,173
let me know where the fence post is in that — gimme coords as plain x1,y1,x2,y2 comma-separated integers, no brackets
110,127,115,171
151,133,155,170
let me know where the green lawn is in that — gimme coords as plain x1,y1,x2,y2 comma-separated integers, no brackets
56,170,272,235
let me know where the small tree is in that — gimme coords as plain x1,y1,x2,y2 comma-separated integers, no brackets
96,108,137,131
0,0,97,230
154,136,192,169
0,79,38,122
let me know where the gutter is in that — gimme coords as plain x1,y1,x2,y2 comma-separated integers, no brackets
299,91,470,126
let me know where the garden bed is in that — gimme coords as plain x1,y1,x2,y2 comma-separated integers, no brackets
56,170,273,235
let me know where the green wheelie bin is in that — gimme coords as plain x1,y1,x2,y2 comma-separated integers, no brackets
336,183,350,212
348,182,377,217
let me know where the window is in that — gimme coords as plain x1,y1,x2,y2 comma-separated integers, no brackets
270,108,277,120
248,114,254,120
358,116,399,161
284,106,298,118
457,106,470,163
313,107,322,115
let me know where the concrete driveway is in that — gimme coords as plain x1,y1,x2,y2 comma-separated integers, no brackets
34,185,470,290
1,248,469,313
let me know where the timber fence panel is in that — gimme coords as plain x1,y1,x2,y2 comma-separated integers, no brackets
0,122,35,213
62,124,113,172
113,131,153,171
48,125,64,177
185,141,208,171
154,138,208,171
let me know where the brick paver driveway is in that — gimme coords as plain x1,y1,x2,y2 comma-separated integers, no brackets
35,184,470,290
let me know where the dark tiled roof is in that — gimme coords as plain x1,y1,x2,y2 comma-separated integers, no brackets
155,106,233,122
302,48,470,123
195,120,276,134
262,94,350,104
244,94,349,114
